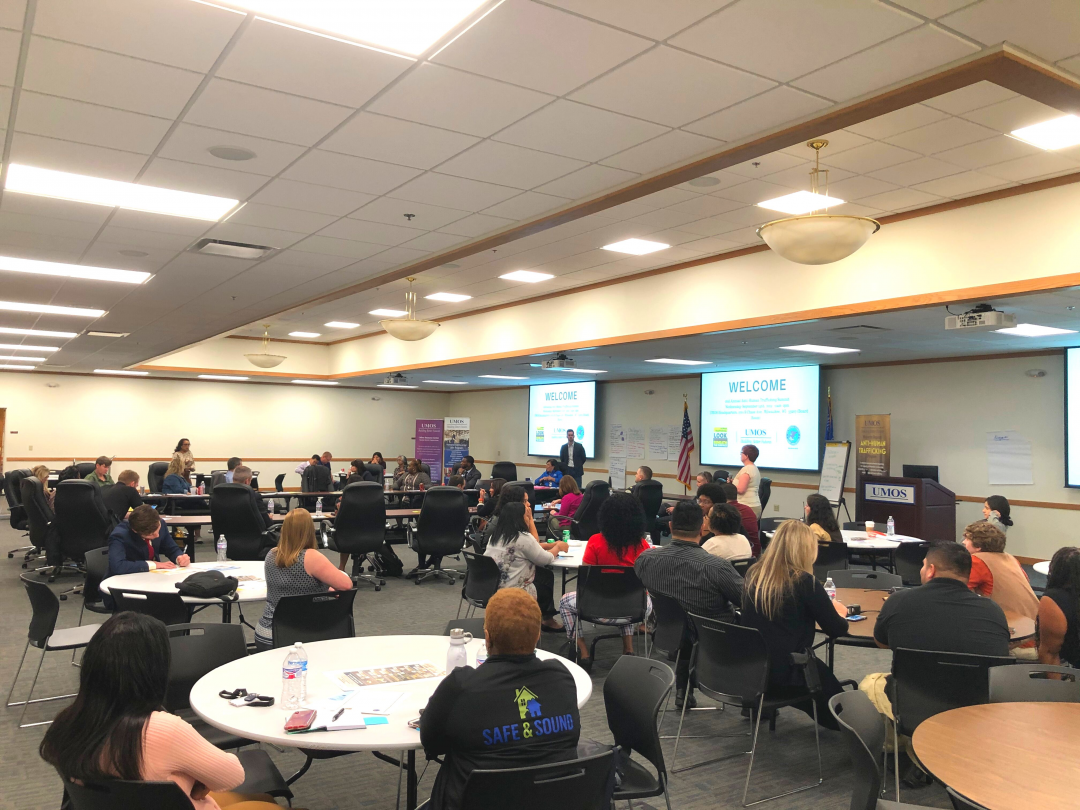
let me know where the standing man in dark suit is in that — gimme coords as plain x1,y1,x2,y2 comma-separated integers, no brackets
559,429,586,487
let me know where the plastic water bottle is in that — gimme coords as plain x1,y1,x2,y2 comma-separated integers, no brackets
886,516,895,537
295,642,308,703
446,628,472,673
267,498,274,517
282,645,303,710
824,577,837,601
475,642,487,666
316,497,323,516
216,534,227,562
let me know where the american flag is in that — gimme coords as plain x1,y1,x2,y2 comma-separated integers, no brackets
677,400,695,489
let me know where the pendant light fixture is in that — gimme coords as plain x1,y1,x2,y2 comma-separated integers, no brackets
244,324,287,369
380,277,439,341
757,140,880,265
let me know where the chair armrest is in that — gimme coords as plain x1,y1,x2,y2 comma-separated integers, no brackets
791,650,822,695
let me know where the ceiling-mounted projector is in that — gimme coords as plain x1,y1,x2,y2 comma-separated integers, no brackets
383,373,409,385
542,352,577,370
945,304,1016,332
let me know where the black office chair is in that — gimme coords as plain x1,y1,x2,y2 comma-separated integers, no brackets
20,476,55,571
647,593,690,730
605,655,675,810
272,590,356,648
757,517,791,534
6,468,35,562
8,573,100,727
828,690,924,810
210,484,277,560
988,663,1079,703
147,461,169,493
491,461,518,482
507,479,536,506
271,472,292,513
207,470,228,493
713,469,731,483
65,779,198,810
570,480,610,541
632,479,665,542
459,748,615,810
301,463,333,511
326,482,386,591
813,541,849,581
72,461,96,478
946,787,990,810
732,557,756,578
828,569,902,589
576,565,648,661
893,542,930,586
410,486,470,585
758,477,772,511
444,617,486,637
457,551,500,619
675,616,824,805
77,546,113,628
891,648,1013,800
54,481,115,592
110,587,192,626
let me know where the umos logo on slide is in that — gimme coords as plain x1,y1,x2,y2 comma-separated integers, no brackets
786,425,801,446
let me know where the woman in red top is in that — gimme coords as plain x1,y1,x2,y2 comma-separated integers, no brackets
558,493,651,671
545,475,583,538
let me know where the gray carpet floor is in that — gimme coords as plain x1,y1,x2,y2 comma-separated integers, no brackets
0,521,960,810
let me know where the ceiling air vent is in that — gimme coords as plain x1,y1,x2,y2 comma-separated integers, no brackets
190,238,276,260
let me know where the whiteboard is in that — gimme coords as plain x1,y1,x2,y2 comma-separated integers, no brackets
818,442,851,505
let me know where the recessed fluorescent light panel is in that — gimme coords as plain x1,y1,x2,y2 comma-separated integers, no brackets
369,308,408,317
602,239,670,255
479,374,527,380
0,364,35,370
288,331,321,338
377,383,419,389
1010,115,1080,150
198,374,250,381
0,300,105,318
0,255,150,284
324,321,360,329
212,0,487,56
425,292,472,302
292,379,338,386
645,358,710,366
0,326,77,338
5,164,238,221
540,367,607,374
87,331,130,338
423,380,468,385
94,369,149,376
995,323,1078,337
0,355,45,361
499,270,553,283
0,343,57,352
780,344,860,354
758,190,844,215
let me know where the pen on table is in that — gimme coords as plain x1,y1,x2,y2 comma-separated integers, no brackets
332,707,346,722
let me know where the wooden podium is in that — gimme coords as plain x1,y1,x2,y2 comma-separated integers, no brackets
856,476,956,541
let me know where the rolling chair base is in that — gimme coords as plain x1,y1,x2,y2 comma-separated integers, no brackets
412,565,463,585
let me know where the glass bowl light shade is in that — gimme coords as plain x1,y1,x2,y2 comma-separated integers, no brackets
757,214,880,265
380,318,440,341
244,352,287,368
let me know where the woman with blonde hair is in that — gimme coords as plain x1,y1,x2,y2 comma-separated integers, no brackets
740,519,850,729
254,509,353,652
31,465,54,508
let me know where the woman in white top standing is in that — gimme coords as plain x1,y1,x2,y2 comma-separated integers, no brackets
732,443,762,517
484,501,568,598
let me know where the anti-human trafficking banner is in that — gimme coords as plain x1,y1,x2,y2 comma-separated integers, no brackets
855,414,890,477
443,417,470,484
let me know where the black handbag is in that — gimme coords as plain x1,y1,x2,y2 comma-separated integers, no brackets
175,569,237,599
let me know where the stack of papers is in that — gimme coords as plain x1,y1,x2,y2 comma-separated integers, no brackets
306,690,404,731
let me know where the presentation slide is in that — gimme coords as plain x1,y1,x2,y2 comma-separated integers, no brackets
700,365,821,471
1066,349,1080,487
528,381,596,458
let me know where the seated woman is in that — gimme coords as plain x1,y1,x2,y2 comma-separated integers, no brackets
983,494,1013,535
255,509,353,652
740,519,849,729
962,522,1039,621
558,493,651,671
395,458,432,492
40,612,289,810
534,459,563,488
31,464,55,508
546,475,583,539
484,501,567,615
161,456,191,495
1038,546,1080,668
702,503,753,561
804,493,843,544
371,452,386,470
475,478,505,521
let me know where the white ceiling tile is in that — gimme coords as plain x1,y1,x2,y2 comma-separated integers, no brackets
83,240,177,270
671,0,920,82
319,217,426,246
543,0,732,40
979,151,1080,182
623,207,707,230
33,0,243,71
481,191,572,220
0,227,88,260
0,28,19,85
599,129,723,174
868,156,963,185
846,104,949,140
0,209,102,240
370,245,429,265
535,164,640,200
696,205,772,228
683,85,831,142
206,221,306,249
109,209,210,237
399,231,468,252
881,116,998,155
282,150,422,195
226,202,336,234
781,128,873,158
97,225,197,251
674,235,744,255
762,163,855,191
822,141,923,173
494,100,668,162
624,187,700,210
1059,53,1080,76
353,197,469,231
158,123,307,176
825,174,901,201
290,235,388,260
889,0,979,17
139,157,268,199
250,179,375,217
665,195,746,218
934,134,1045,169
7,131,147,181
435,141,586,189
389,172,521,211
941,0,1080,61
437,212,516,238
792,26,979,102
217,17,410,108
1,190,112,226
960,95,1065,134
911,170,1013,197
15,91,170,154
727,152,809,179
570,46,775,127
368,63,553,137
715,178,801,204
673,170,748,195
857,187,942,211
922,80,1018,115
829,201,885,218
433,0,651,95
184,79,352,147
320,112,479,169
23,36,201,119
260,249,359,273
0,0,25,29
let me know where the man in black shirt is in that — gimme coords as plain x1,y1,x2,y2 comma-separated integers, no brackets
232,465,274,530
101,469,143,521
421,588,580,810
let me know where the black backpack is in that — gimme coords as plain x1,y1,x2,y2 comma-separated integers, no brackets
175,570,237,600
372,542,404,578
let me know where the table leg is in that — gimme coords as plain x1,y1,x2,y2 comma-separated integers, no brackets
407,749,417,810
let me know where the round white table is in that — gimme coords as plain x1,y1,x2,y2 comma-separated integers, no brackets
101,560,265,622
840,528,923,550
190,635,592,809
1033,560,1050,575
